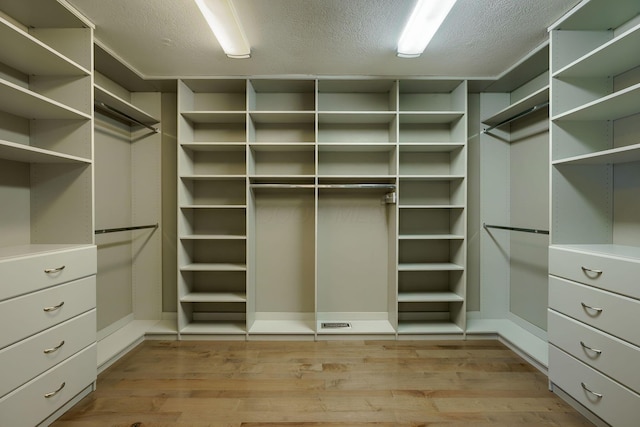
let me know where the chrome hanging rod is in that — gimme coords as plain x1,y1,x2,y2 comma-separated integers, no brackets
250,183,396,190
95,223,158,235
482,101,549,134
483,223,549,235
94,101,159,133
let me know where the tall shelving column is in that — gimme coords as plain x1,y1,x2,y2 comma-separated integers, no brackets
548,1,640,425
177,79,248,338
396,80,467,337
316,79,398,337
246,78,316,337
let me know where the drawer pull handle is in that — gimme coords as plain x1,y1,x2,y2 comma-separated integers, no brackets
581,382,603,399
581,266,602,277
43,340,65,354
580,341,602,355
44,265,66,274
43,301,65,312
44,382,66,398
581,302,603,314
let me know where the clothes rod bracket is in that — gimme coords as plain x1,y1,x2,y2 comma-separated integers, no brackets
94,102,159,133
483,223,549,235
95,223,159,235
482,101,549,134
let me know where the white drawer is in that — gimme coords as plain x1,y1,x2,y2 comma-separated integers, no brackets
0,344,96,427
549,275,640,346
549,246,640,299
549,345,640,427
0,276,95,349
0,245,96,302
0,310,95,398
548,310,640,394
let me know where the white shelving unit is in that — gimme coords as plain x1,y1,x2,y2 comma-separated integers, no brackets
177,78,468,339
548,1,640,425
0,1,96,425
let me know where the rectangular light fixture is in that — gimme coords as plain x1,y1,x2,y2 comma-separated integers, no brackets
397,0,457,58
194,0,251,59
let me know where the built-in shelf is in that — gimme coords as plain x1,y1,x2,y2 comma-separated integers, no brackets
180,263,247,272
398,292,464,303
397,322,464,335
398,263,465,271
399,234,464,240
0,139,91,164
94,84,160,126
180,292,247,303
181,111,246,123
552,143,640,165
553,82,640,121
180,323,246,335
482,86,549,127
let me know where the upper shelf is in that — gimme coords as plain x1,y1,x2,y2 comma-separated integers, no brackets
482,86,549,128
553,23,640,78
552,82,640,121
94,84,160,126
0,77,91,120
0,139,92,164
551,0,640,31
0,16,90,76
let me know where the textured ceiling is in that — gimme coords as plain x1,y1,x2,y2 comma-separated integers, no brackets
67,0,579,79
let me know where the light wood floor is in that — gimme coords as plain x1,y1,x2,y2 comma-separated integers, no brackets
52,340,593,427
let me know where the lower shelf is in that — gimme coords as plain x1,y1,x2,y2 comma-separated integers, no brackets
397,321,463,335
180,321,246,335
249,318,315,335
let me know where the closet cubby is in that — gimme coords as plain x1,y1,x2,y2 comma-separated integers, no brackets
177,77,467,339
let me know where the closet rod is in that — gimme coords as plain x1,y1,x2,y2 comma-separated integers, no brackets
482,101,549,134
94,102,159,133
483,223,549,235
95,223,158,235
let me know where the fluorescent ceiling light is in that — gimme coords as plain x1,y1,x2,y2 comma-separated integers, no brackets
194,0,251,59
397,0,456,58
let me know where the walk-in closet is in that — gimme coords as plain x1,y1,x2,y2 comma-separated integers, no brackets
0,0,638,426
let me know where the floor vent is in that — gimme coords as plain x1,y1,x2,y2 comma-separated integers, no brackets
321,322,351,329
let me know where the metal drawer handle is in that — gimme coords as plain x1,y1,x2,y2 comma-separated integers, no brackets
580,341,602,355
581,266,602,277
44,265,66,274
43,340,65,354
44,382,66,398
581,382,603,399
581,302,603,313
43,301,65,312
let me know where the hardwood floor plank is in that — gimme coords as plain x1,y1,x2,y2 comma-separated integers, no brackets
52,340,594,427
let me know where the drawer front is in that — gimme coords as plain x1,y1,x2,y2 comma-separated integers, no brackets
0,245,96,302
548,310,640,394
549,345,640,427
0,276,96,349
0,344,96,427
549,246,640,299
0,310,95,398
549,275,640,346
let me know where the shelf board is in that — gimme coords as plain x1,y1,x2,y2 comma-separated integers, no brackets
554,23,640,78
399,205,465,210
0,244,93,261
397,321,463,335
399,111,465,124
180,174,246,181
398,263,465,272
180,235,246,240
399,175,465,181
180,204,246,209
551,244,640,261
249,111,315,124
180,263,247,272
181,292,247,303
316,319,396,335
399,234,464,240
318,112,396,124
249,319,316,334
0,78,91,120
317,143,396,152
551,0,640,31
181,142,246,151
249,143,314,152
0,139,91,164
180,322,246,335
553,82,640,122
317,175,396,183
482,86,549,127
398,292,464,303
94,84,159,125
0,16,90,76
552,143,640,165
398,143,465,152
181,111,246,123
